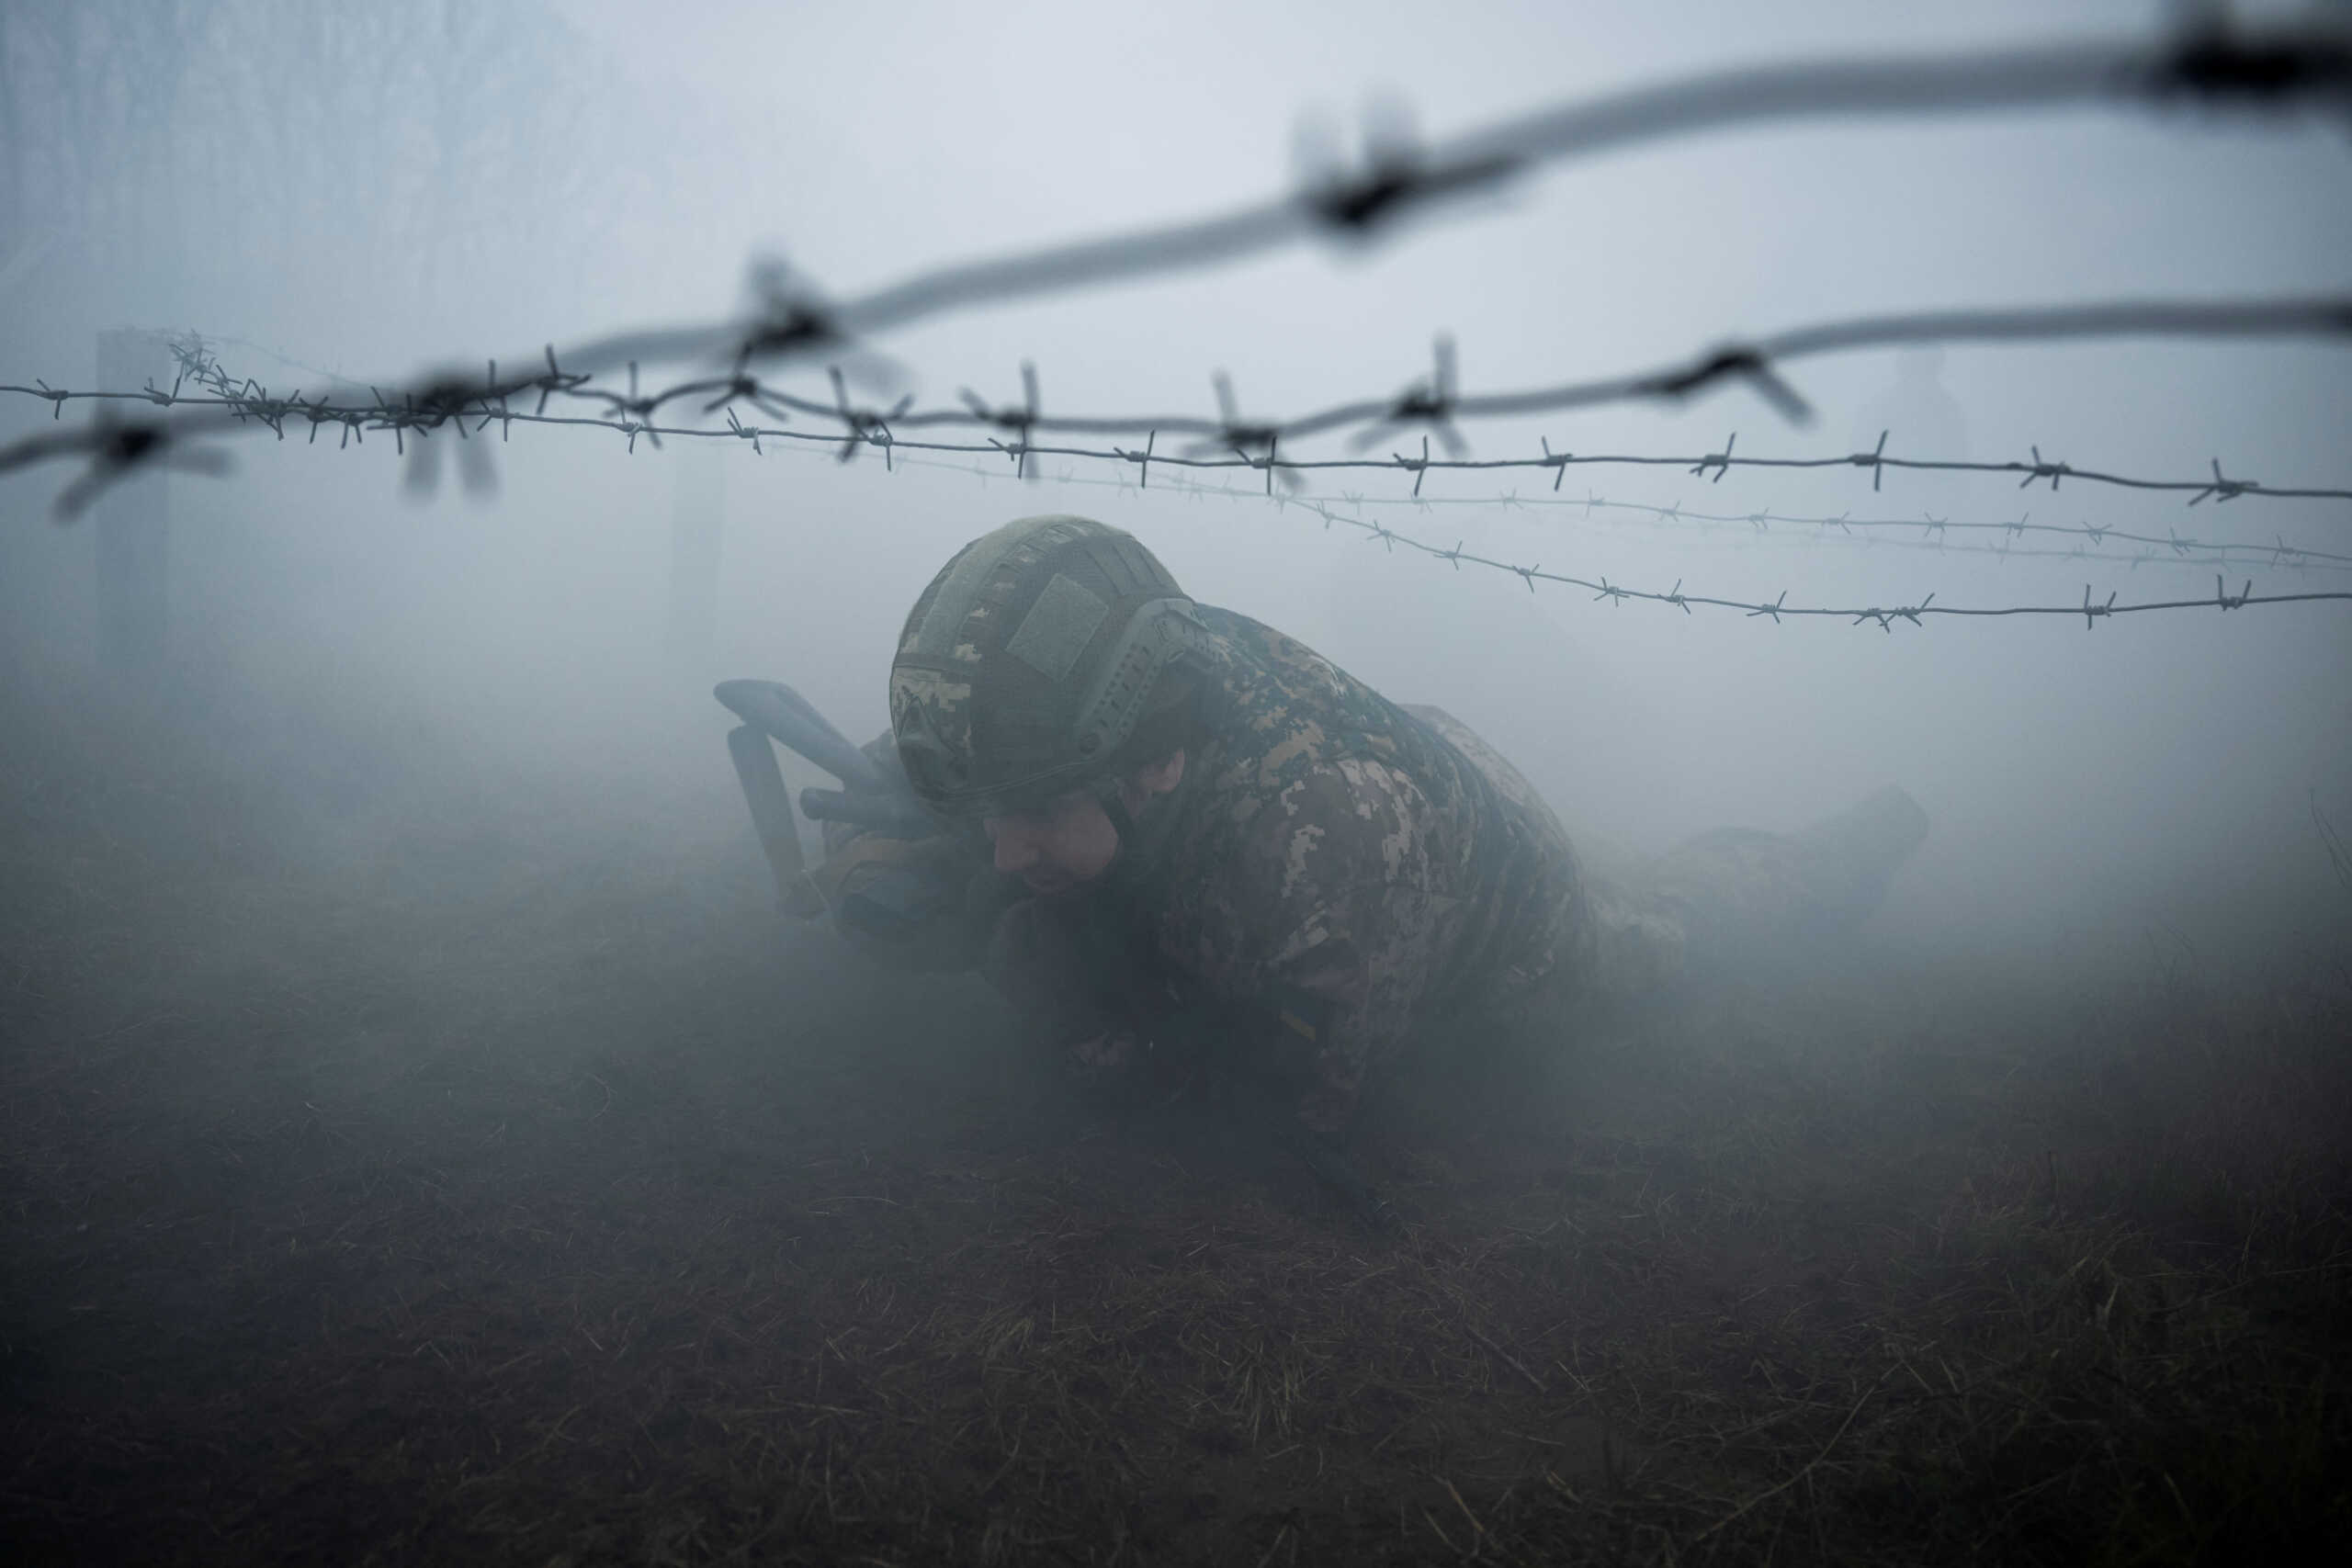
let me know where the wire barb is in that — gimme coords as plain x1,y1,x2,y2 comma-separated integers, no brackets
1691,432,1737,482
1857,430,1889,491
2020,444,2071,491
2188,457,2256,505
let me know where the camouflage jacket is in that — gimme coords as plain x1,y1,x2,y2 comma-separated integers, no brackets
825,605,1591,1134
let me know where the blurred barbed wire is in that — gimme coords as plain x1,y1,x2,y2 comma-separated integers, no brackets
1,13,2349,511
1213,500,2352,630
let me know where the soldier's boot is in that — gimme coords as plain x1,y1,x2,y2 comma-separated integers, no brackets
1585,882,1690,1010
1634,784,1928,974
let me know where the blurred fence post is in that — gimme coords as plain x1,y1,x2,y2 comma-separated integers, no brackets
93,328,172,673
666,445,722,671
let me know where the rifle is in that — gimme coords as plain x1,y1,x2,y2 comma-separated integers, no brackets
714,679,937,918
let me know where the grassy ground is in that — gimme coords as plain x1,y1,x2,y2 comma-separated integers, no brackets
3,683,2346,1565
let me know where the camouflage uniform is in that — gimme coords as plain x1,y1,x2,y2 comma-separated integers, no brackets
1642,784,1928,960
826,603,1592,1134
815,516,1923,1135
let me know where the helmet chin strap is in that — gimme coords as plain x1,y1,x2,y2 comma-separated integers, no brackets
1097,787,1139,853
1090,759,1192,894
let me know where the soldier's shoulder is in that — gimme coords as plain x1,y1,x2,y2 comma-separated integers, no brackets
1194,606,1354,705
1195,752,1439,912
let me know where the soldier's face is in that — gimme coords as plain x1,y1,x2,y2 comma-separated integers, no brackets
984,750,1187,897
985,789,1120,895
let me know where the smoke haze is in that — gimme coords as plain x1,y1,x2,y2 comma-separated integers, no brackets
2,2,2347,1562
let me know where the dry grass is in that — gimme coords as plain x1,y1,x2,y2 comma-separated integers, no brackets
2,682,2346,1564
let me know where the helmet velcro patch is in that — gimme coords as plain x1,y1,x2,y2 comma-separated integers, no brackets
1004,572,1110,682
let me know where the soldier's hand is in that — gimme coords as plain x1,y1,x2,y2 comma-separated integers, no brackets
834,864,943,936
1069,1029,1141,1077
816,834,995,971
1062,1030,1209,1113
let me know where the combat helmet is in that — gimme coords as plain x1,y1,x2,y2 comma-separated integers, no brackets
889,516,1217,818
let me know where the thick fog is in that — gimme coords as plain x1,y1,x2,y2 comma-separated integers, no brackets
3,1,2348,1561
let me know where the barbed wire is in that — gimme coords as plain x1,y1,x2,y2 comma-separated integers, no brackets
0,14,2347,511
865,447,2352,577
1249,502,2352,630
129,332,2289,575
12,335,2348,628
793,23,2352,350
6,311,2349,530
852,299,2352,449
1284,485,2352,572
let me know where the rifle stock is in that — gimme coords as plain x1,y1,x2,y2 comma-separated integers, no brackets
725,724,826,918
714,679,889,796
718,678,946,920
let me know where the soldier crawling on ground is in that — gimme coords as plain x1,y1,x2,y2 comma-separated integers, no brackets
803,514,1928,1210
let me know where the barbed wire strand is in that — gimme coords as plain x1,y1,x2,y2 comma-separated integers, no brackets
16,337,2350,626
0,13,2346,507
729,431,2352,581
806,30,2352,346
226,22,2350,386
6,307,2349,526
1252,503,2351,630
847,299,2352,445
865,447,2352,576
1209,475,2352,568
652,401,2346,577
